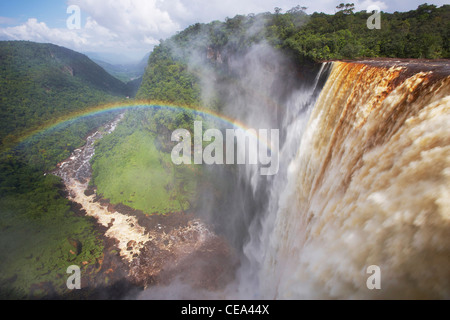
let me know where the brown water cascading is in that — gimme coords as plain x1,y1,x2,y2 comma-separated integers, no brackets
261,60,450,299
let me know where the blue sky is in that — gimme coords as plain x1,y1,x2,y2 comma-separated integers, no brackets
0,0,448,63
0,0,70,28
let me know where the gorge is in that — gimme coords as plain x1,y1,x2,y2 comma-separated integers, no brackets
1,4,449,300
51,59,450,299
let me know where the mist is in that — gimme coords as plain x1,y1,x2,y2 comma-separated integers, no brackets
136,14,328,299
135,12,450,300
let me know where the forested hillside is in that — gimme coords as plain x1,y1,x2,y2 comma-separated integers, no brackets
137,3,449,105
0,41,128,149
0,41,129,298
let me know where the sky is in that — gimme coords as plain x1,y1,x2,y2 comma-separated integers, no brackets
0,0,448,63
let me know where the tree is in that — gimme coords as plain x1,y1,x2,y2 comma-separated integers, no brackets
287,5,307,14
336,3,355,15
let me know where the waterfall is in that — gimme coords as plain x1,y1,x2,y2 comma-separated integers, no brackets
242,61,450,299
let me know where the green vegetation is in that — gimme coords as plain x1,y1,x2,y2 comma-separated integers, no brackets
126,77,143,98
0,175,104,298
0,41,128,149
0,114,114,299
137,4,449,107
91,109,199,214
279,3,450,61
0,41,129,298
136,43,202,105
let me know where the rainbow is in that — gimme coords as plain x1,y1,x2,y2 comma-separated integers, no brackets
7,99,274,151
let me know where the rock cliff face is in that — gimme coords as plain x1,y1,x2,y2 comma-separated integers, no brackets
206,46,224,64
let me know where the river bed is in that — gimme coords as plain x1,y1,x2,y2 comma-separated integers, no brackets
52,112,235,290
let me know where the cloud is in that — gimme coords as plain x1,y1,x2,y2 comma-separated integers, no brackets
0,18,89,48
70,0,180,40
0,0,184,60
0,16,158,61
